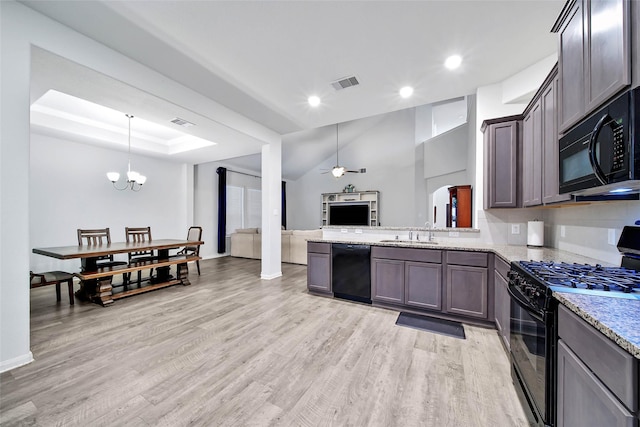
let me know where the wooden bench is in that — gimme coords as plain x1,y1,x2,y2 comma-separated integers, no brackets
30,271,75,305
76,255,201,306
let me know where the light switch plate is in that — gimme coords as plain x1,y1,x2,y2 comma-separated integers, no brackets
340,229,348,233
608,229,616,245
511,224,520,235
449,231,459,237
560,225,566,238
355,229,363,234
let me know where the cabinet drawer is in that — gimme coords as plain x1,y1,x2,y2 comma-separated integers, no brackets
557,340,636,427
308,242,330,254
558,305,637,411
446,251,488,267
372,246,441,263
495,256,510,280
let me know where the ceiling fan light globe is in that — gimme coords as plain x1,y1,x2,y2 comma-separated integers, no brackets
332,166,345,178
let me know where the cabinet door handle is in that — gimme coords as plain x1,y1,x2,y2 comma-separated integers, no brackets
588,114,613,185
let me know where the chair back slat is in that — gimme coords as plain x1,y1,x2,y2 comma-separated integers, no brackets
77,228,114,262
125,227,153,259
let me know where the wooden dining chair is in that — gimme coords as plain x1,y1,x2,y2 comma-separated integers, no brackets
77,228,128,286
125,226,155,287
77,228,127,267
30,270,75,305
177,226,203,275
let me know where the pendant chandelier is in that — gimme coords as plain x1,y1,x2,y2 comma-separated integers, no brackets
107,114,147,191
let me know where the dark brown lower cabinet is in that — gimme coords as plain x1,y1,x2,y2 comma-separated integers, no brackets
371,258,404,304
371,246,443,309
371,257,442,310
307,242,331,294
370,247,491,324
445,264,488,320
405,261,442,310
557,340,635,427
557,305,638,427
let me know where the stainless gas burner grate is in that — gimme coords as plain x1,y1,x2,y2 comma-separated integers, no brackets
519,261,640,293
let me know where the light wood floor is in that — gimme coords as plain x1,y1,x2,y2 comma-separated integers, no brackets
1,257,528,426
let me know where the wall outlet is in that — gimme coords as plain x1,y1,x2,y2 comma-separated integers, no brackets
560,225,566,238
608,228,616,245
355,229,363,234
341,229,348,233
511,224,520,235
449,231,459,237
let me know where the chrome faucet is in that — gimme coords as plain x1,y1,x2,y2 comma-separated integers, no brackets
424,221,434,242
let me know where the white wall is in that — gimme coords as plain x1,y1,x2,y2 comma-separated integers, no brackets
1,1,32,372
30,133,190,272
287,108,416,229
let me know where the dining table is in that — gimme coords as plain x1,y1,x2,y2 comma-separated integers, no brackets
33,238,203,306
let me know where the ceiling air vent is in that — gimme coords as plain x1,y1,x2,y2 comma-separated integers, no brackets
170,117,195,127
331,75,360,91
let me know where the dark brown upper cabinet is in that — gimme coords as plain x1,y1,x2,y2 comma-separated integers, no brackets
553,0,631,133
482,116,523,209
522,65,572,207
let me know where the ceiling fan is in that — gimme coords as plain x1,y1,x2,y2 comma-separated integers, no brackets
322,123,367,178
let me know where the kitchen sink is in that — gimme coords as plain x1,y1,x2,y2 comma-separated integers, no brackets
379,239,438,245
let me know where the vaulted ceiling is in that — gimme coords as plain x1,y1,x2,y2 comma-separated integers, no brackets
23,0,564,179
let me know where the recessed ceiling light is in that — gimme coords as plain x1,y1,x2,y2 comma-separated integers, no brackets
399,86,414,98
308,95,321,107
445,55,462,70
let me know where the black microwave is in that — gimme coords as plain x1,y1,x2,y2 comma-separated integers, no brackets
559,86,640,196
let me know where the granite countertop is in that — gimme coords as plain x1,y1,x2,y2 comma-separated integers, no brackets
322,225,481,233
310,238,612,266
553,292,640,358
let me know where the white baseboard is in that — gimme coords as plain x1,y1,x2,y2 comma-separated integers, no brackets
260,271,283,280
0,351,33,373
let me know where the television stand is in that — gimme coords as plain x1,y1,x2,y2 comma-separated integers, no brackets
322,190,379,226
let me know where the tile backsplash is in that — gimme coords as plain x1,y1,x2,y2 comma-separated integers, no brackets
481,200,640,265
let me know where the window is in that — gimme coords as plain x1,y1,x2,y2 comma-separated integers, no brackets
225,185,262,235
246,189,262,229
226,185,243,236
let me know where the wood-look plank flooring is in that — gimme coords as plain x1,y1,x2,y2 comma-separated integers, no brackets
0,257,528,426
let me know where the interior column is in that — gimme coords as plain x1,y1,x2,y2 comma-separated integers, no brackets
260,138,282,279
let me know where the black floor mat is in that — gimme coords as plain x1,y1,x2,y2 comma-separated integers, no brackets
396,312,466,339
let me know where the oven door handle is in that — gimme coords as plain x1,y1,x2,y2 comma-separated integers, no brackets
507,284,544,323
588,113,613,185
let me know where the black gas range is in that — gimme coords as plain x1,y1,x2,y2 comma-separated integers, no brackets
508,226,640,427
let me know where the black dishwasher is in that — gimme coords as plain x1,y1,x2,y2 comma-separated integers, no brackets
332,243,371,304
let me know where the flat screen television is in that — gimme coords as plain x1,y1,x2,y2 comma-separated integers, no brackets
329,204,369,226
